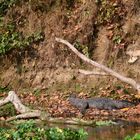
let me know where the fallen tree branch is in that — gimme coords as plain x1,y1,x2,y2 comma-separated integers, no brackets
78,69,108,76
55,37,140,91
1,91,43,122
0,91,97,126
6,111,41,122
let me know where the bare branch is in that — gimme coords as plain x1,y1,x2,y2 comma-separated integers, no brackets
6,111,41,122
78,69,108,76
55,37,140,91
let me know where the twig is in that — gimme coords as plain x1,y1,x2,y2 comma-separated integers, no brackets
55,37,140,91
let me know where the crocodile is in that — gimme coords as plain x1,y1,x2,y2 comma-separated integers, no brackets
68,95,135,114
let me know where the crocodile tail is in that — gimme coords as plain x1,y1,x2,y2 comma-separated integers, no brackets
113,100,135,109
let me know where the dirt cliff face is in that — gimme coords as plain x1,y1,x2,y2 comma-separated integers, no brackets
0,0,140,93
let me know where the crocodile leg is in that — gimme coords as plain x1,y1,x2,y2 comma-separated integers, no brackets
79,102,89,115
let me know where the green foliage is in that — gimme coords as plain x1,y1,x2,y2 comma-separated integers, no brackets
0,31,44,55
124,133,140,140
0,0,45,55
0,0,19,16
0,20,44,55
74,41,90,58
113,35,122,44
95,0,123,25
33,89,41,96
0,120,88,140
74,83,83,93
46,127,87,140
0,30,23,54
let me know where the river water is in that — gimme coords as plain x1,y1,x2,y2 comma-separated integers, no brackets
86,125,140,140
1,121,140,140
47,121,140,140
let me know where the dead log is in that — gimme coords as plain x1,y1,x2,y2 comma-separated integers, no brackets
55,37,140,92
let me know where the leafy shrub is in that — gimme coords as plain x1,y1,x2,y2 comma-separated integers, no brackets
0,31,44,55
0,0,45,55
124,133,140,140
0,21,44,55
0,120,88,140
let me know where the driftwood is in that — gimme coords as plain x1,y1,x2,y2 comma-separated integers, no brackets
55,37,140,92
0,91,96,126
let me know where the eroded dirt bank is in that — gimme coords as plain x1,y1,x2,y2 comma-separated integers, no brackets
0,0,140,122
0,0,139,91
